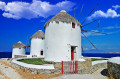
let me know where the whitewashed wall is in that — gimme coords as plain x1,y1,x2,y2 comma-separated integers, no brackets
12,48,26,58
44,21,81,62
30,38,44,57
12,58,54,69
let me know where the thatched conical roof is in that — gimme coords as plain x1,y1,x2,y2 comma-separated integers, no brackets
30,30,45,39
44,10,81,28
13,41,26,48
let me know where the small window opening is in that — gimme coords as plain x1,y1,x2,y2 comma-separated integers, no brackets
42,38,43,40
72,23,75,28
19,48,21,49
41,51,43,55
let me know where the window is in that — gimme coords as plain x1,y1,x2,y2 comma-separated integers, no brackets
41,51,43,55
42,38,43,40
72,23,75,28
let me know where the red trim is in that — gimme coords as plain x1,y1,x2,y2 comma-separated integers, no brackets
62,61,63,74
73,61,74,73
71,52,74,60
72,23,75,28
71,47,74,61
75,61,77,74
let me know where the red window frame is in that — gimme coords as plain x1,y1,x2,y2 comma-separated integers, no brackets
72,23,75,28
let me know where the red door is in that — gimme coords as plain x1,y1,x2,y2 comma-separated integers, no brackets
71,47,74,60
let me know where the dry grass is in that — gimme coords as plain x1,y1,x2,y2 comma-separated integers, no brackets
1,61,61,79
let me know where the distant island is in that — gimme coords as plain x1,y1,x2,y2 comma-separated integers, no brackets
109,51,120,53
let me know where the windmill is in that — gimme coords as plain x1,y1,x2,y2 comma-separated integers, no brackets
75,3,107,55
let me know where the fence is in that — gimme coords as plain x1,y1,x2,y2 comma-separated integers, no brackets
62,61,77,74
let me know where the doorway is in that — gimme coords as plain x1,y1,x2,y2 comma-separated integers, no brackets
71,46,76,61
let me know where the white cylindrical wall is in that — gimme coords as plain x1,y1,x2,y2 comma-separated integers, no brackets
30,38,44,57
12,48,26,58
45,21,82,62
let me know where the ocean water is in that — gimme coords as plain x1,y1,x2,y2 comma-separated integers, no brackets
82,53,120,58
0,52,120,58
0,52,30,58
0,52,12,58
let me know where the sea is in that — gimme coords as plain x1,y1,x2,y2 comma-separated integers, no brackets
0,52,120,58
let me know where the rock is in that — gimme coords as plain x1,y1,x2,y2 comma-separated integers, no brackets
45,69,51,74
108,57,120,79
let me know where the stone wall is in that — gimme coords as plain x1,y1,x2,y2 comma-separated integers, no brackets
11,62,62,75
11,58,107,75
14,55,27,58
91,62,107,73
77,58,107,74
54,62,62,74
108,62,120,79
77,58,92,74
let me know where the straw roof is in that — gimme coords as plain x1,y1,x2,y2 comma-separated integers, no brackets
30,30,45,39
13,41,26,48
44,10,81,28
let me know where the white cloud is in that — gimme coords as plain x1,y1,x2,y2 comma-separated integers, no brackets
84,48,90,50
0,1,6,10
82,32,103,37
0,0,75,19
2,12,20,19
107,30,120,34
88,9,120,20
103,26,120,30
112,5,120,10
82,29,120,36
101,25,120,34
40,20,45,22
82,30,105,37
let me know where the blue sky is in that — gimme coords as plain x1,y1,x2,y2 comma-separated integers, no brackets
0,0,120,53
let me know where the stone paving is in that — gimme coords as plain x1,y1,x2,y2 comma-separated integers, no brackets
0,75,5,79
51,68,108,79
0,59,24,79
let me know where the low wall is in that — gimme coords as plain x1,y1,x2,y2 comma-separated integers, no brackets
14,55,27,58
77,58,107,74
11,58,107,75
107,57,120,79
91,62,107,73
77,58,92,74
11,58,62,75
